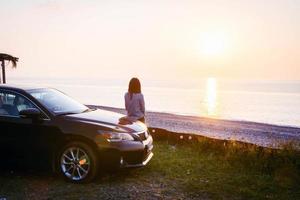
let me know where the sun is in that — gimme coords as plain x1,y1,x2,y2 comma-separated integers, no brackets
198,32,227,57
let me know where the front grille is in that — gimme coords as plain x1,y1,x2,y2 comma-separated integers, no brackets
144,147,151,159
138,131,149,140
123,151,144,164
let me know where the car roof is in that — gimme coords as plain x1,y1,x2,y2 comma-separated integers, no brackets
0,84,47,92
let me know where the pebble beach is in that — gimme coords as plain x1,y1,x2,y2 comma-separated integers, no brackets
90,105,300,149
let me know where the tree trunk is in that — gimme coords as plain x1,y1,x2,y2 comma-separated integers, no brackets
1,60,5,84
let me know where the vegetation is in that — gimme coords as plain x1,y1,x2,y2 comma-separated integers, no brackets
0,137,299,200
0,53,18,84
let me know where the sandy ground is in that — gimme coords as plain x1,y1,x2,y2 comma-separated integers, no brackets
89,105,300,149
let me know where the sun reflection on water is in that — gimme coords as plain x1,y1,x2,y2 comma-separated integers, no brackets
205,78,218,116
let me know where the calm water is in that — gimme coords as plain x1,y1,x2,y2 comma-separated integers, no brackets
9,77,300,128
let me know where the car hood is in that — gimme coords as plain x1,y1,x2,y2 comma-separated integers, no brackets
64,109,147,133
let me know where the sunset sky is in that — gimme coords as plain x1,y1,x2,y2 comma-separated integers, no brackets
1,0,299,81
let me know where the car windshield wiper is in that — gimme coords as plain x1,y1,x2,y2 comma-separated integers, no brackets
82,108,95,113
56,108,95,116
56,112,78,116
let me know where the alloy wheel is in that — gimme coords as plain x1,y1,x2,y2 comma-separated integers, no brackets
60,147,91,181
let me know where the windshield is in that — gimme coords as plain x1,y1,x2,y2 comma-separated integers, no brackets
27,88,88,115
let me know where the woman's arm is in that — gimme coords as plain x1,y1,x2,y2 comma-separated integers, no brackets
139,94,145,114
124,93,129,110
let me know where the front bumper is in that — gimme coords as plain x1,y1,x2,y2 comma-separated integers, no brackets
121,152,154,168
99,133,154,168
120,135,154,167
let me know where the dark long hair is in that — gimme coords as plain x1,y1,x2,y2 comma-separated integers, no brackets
128,77,141,99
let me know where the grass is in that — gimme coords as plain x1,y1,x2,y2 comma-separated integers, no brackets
0,139,300,200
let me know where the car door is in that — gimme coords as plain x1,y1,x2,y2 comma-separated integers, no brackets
0,90,49,163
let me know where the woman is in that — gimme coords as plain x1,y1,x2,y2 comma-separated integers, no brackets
122,77,145,123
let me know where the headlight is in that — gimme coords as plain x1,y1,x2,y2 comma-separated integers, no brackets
101,132,134,142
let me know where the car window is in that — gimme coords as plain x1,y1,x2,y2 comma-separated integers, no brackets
0,90,38,117
28,88,88,115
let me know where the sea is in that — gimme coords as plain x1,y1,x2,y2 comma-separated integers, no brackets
7,77,300,128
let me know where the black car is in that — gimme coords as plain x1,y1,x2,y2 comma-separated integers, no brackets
0,85,153,183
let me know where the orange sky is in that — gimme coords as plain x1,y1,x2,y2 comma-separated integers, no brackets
1,0,299,81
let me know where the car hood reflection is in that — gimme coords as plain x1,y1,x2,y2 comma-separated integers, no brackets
64,109,147,133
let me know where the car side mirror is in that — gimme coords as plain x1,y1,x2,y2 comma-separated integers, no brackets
19,108,41,119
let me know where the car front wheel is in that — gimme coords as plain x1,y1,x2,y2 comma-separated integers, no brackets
58,141,99,183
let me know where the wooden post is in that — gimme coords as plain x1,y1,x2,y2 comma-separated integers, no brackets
1,60,5,84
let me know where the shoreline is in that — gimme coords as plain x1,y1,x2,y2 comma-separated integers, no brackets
148,110,300,130
89,105,300,149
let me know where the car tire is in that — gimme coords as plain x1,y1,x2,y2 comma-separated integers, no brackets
58,141,99,183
